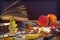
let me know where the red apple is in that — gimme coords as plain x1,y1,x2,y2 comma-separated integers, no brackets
38,15,49,27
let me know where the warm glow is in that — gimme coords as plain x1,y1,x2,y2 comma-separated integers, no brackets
3,23,9,25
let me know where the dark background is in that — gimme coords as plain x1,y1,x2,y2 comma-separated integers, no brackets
0,0,60,20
